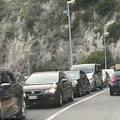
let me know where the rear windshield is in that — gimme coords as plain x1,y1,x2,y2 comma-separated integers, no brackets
112,71,120,77
25,72,58,84
70,65,95,73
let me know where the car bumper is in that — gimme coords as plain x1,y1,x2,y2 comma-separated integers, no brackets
109,82,120,92
25,94,58,105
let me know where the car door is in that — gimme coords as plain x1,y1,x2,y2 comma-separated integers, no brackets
79,71,86,92
0,72,12,119
5,72,23,117
62,73,72,98
82,71,89,91
95,65,102,87
59,73,67,100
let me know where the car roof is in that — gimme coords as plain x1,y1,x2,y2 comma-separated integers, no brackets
71,64,101,67
31,71,61,75
115,69,120,71
64,70,79,73
0,68,11,74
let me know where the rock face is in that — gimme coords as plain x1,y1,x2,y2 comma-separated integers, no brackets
0,0,119,80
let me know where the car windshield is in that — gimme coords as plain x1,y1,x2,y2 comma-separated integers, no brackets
25,72,58,84
64,72,79,80
70,65,95,73
113,71,120,77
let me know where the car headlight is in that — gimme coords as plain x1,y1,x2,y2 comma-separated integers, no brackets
23,93,26,98
88,76,93,80
44,88,56,94
72,81,78,87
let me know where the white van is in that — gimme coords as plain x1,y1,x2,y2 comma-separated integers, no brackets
70,64,103,91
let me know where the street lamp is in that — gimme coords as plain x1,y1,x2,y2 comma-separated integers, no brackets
103,32,109,69
27,51,30,76
63,0,75,66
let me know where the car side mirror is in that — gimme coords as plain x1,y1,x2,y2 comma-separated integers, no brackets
21,81,25,84
1,83,10,87
62,79,67,82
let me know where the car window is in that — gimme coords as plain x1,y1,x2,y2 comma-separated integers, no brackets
80,71,86,78
113,71,120,77
62,73,67,79
6,73,16,84
71,65,95,73
25,72,58,84
0,74,6,84
64,72,79,80
59,72,68,82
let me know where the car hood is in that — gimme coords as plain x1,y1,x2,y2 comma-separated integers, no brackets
23,83,57,91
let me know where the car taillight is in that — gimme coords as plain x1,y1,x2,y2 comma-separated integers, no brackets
110,77,115,82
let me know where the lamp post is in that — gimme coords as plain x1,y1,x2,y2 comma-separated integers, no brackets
27,51,30,76
63,0,75,67
103,32,109,69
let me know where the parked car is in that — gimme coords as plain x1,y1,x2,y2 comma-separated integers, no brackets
0,69,26,119
63,70,91,97
102,71,110,87
70,64,103,91
109,70,120,95
23,71,74,107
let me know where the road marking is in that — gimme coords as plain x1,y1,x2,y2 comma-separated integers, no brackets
45,88,109,120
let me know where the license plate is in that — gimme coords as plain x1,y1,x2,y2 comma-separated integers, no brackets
28,96,38,99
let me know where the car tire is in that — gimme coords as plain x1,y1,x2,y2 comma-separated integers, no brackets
100,82,103,89
56,92,63,107
78,86,82,97
16,99,26,120
69,90,74,101
110,87,114,96
104,82,107,88
86,84,91,94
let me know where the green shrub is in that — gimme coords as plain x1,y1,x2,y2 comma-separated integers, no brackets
5,24,15,38
0,0,8,21
25,16,35,34
77,50,115,69
107,22,120,43
61,14,68,25
71,12,80,31
95,0,115,16
93,27,103,36
80,10,93,23
60,28,68,40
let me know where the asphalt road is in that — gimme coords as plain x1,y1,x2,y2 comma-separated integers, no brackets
25,88,120,120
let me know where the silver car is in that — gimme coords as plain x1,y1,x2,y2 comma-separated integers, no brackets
70,64,103,91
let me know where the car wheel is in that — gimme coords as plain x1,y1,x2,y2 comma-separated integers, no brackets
69,90,74,101
86,85,91,94
100,82,103,89
78,86,82,97
104,82,107,88
16,99,26,120
56,92,63,107
93,82,97,91
110,87,114,96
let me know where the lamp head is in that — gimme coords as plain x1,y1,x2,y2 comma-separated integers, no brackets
104,32,109,36
67,0,75,4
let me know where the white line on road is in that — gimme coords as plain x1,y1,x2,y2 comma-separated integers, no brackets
45,88,109,120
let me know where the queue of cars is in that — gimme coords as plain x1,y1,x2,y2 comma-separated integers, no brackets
0,64,118,119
